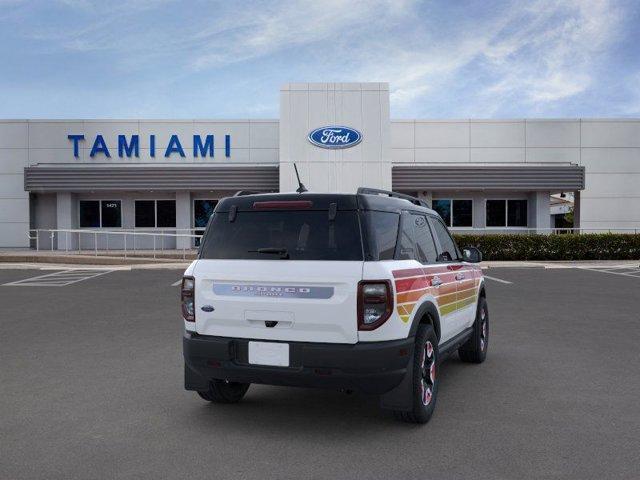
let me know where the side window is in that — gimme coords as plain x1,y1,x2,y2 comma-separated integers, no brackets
363,211,400,260
396,212,417,260
412,214,438,264
429,216,460,262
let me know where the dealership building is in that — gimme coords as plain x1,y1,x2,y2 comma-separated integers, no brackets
0,82,639,249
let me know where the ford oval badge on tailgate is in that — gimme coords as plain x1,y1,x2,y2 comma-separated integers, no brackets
308,126,362,149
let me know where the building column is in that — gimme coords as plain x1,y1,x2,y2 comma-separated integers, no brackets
528,191,550,233
573,191,581,230
175,191,191,250
56,192,78,250
472,192,485,229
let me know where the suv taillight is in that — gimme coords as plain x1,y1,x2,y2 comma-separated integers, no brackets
181,276,195,322
357,280,393,330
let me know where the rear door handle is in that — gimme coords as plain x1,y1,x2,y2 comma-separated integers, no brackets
455,273,465,281
432,276,443,287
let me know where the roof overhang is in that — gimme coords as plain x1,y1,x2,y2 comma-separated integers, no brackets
24,165,279,192
392,164,585,192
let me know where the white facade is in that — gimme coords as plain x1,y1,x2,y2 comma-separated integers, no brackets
279,83,391,193
0,82,639,248
391,118,640,231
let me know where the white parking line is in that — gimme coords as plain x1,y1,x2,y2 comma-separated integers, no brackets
171,279,182,286
577,266,640,279
38,266,132,271
483,275,513,284
2,269,115,287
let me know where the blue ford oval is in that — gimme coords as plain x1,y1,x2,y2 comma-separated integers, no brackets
308,126,362,149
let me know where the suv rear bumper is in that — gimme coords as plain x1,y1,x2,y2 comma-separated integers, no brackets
183,331,414,395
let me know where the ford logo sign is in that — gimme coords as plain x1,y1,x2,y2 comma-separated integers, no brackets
308,126,362,149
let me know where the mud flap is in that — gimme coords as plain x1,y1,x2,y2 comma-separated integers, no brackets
184,363,210,391
379,357,414,412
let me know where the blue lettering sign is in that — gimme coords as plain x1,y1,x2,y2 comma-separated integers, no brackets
150,135,156,157
165,135,185,157
67,134,84,158
68,133,232,159
194,135,214,157
90,134,111,157
118,135,139,157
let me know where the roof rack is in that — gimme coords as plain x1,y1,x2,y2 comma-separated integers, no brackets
357,187,430,208
233,190,261,197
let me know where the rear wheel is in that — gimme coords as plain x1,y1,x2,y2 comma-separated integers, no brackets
459,296,489,363
393,324,439,424
197,380,250,403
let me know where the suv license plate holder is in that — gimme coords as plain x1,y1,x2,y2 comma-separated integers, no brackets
248,341,290,367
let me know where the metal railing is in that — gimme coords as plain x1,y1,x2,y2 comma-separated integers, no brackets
24,226,639,259
27,228,202,259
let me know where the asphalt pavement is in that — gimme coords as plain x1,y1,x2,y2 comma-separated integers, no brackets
1,266,639,479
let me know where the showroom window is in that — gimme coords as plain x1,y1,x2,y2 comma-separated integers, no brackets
79,200,122,228
507,200,528,227
432,199,473,227
194,199,219,246
134,200,176,228
486,199,528,227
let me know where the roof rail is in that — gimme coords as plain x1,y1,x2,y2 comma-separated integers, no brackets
357,187,430,208
233,190,261,197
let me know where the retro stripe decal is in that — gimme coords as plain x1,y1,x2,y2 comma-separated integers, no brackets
392,265,483,323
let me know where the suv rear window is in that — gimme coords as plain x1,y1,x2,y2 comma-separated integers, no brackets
199,210,363,261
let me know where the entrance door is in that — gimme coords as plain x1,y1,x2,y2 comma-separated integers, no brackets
193,199,218,246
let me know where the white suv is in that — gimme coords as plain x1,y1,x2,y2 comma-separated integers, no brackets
182,188,488,423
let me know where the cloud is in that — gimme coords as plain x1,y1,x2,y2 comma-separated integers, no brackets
480,0,622,104
1,0,634,118
188,0,416,70
376,0,624,115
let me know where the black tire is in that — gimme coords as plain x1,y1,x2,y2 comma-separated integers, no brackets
393,324,439,424
197,380,250,404
458,296,489,363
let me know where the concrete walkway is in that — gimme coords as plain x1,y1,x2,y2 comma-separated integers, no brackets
0,249,197,266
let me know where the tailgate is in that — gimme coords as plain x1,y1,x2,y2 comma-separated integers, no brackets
194,260,363,344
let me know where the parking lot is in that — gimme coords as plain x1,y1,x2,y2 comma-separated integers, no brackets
1,266,639,480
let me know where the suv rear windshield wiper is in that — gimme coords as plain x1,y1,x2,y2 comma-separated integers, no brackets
248,247,290,259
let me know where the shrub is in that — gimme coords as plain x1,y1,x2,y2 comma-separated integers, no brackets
453,233,640,261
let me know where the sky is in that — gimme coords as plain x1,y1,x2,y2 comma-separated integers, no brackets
1,0,639,119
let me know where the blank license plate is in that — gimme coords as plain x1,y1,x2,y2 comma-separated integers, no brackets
248,341,289,367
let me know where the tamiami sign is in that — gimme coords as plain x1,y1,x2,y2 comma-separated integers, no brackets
67,134,232,158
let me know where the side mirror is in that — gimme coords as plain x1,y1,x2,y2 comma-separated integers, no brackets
437,252,453,262
462,247,482,263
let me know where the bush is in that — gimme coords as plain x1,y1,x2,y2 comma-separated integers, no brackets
453,233,640,261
